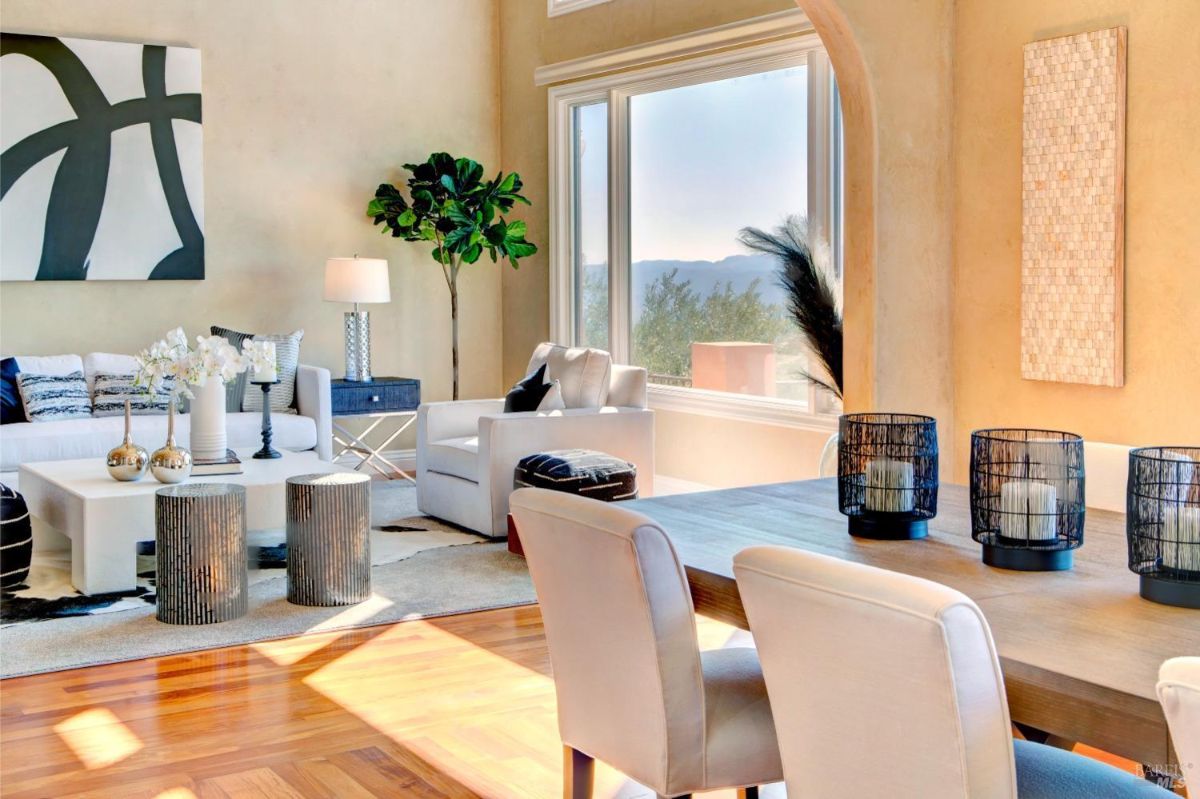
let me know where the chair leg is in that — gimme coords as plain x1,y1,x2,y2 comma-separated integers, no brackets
737,789,759,799
563,746,594,799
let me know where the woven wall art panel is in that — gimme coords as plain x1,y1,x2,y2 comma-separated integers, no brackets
1021,27,1126,387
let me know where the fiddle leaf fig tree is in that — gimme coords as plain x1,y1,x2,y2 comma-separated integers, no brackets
368,152,537,399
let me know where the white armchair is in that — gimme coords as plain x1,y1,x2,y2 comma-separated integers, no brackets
417,344,655,537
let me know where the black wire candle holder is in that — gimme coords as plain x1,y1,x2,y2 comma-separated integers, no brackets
1127,446,1200,609
838,413,938,540
970,429,1084,571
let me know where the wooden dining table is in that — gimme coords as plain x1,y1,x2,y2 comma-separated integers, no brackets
625,479,1200,768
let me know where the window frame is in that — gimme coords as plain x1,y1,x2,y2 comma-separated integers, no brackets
548,30,840,431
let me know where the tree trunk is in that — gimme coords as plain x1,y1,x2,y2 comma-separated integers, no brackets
450,278,460,401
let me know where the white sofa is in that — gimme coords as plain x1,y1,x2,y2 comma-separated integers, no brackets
0,353,332,489
417,343,655,537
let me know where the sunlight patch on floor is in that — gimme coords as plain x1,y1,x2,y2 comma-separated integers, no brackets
52,707,143,770
152,788,199,799
250,594,396,665
294,613,775,797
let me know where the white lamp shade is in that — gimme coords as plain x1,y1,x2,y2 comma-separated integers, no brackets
324,257,391,304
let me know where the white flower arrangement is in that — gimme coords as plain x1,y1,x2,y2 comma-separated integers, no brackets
135,327,251,399
241,339,278,380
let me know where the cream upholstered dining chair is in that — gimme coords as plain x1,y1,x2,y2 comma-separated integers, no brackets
509,488,782,799
733,546,1173,799
1158,657,1200,789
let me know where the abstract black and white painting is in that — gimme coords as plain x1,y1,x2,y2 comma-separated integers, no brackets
0,34,203,281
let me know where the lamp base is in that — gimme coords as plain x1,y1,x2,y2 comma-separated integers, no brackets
848,515,927,540
983,544,1072,571
1140,575,1200,609
344,310,372,382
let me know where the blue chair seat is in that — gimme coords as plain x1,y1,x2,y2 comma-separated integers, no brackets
1014,739,1174,798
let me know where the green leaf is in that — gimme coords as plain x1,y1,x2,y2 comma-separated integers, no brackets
440,174,456,193
506,241,538,258
461,243,483,264
505,220,527,238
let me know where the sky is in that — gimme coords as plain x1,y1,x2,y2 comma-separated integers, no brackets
576,65,809,266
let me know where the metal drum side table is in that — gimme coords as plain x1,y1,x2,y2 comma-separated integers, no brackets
286,472,371,606
155,484,247,624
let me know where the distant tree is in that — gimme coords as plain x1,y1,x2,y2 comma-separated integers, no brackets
633,269,701,378
697,278,789,347
632,268,787,380
581,266,609,350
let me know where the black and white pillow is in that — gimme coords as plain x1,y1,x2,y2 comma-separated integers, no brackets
92,372,174,417
504,364,567,413
16,371,90,422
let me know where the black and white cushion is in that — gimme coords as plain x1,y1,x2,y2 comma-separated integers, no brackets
0,484,32,589
92,372,174,417
242,329,303,415
16,371,90,422
515,449,638,502
505,364,551,412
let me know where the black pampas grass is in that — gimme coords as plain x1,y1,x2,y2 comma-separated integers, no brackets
738,216,843,397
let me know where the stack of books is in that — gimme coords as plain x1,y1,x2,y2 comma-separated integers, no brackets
192,449,243,476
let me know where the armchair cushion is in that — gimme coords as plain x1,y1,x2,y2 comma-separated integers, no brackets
527,342,611,409
426,435,480,482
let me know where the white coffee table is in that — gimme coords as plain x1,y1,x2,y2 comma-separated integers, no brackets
19,449,352,595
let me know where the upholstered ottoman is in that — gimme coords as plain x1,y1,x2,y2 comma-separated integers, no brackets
1,484,32,589
509,449,638,556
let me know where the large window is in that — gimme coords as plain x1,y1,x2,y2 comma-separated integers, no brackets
550,32,842,420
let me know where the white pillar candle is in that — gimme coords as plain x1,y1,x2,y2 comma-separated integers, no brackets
1159,452,1195,503
999,480,1057,540
1162,506,1200,573
253,342,277,383
864,459,915,513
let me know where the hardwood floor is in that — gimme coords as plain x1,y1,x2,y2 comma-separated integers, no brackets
0,605,1160,798
0,607,775,799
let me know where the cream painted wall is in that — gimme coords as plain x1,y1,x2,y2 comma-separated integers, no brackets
498,0,847,488
0,0,503,429
951,0,1200,480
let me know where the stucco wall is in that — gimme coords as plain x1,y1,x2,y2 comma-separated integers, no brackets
0,0,502,409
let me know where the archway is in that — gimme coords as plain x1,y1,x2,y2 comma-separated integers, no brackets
794,0,957,475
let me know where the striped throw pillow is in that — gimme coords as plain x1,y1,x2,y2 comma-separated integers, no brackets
243,329,303,415
92,372,175,417
16,371,90,422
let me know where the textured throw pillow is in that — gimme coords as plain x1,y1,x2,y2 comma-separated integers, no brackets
242,329,303,415
504,364,551,412
210,325,255,412
16,371,90,422
92,372,175,417
0,358,25,425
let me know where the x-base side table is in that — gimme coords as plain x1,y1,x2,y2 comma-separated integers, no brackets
331,377,421,482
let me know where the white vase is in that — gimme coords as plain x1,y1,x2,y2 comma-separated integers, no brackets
189,379,227,461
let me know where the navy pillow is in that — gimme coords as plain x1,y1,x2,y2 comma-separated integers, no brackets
504,364,551,413
0,358,26,425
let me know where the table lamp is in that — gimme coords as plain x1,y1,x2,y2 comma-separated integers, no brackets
324,256,390,382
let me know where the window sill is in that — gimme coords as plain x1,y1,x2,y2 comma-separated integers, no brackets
647,384,839,433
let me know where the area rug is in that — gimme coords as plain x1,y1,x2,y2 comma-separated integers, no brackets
0,483,537,678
